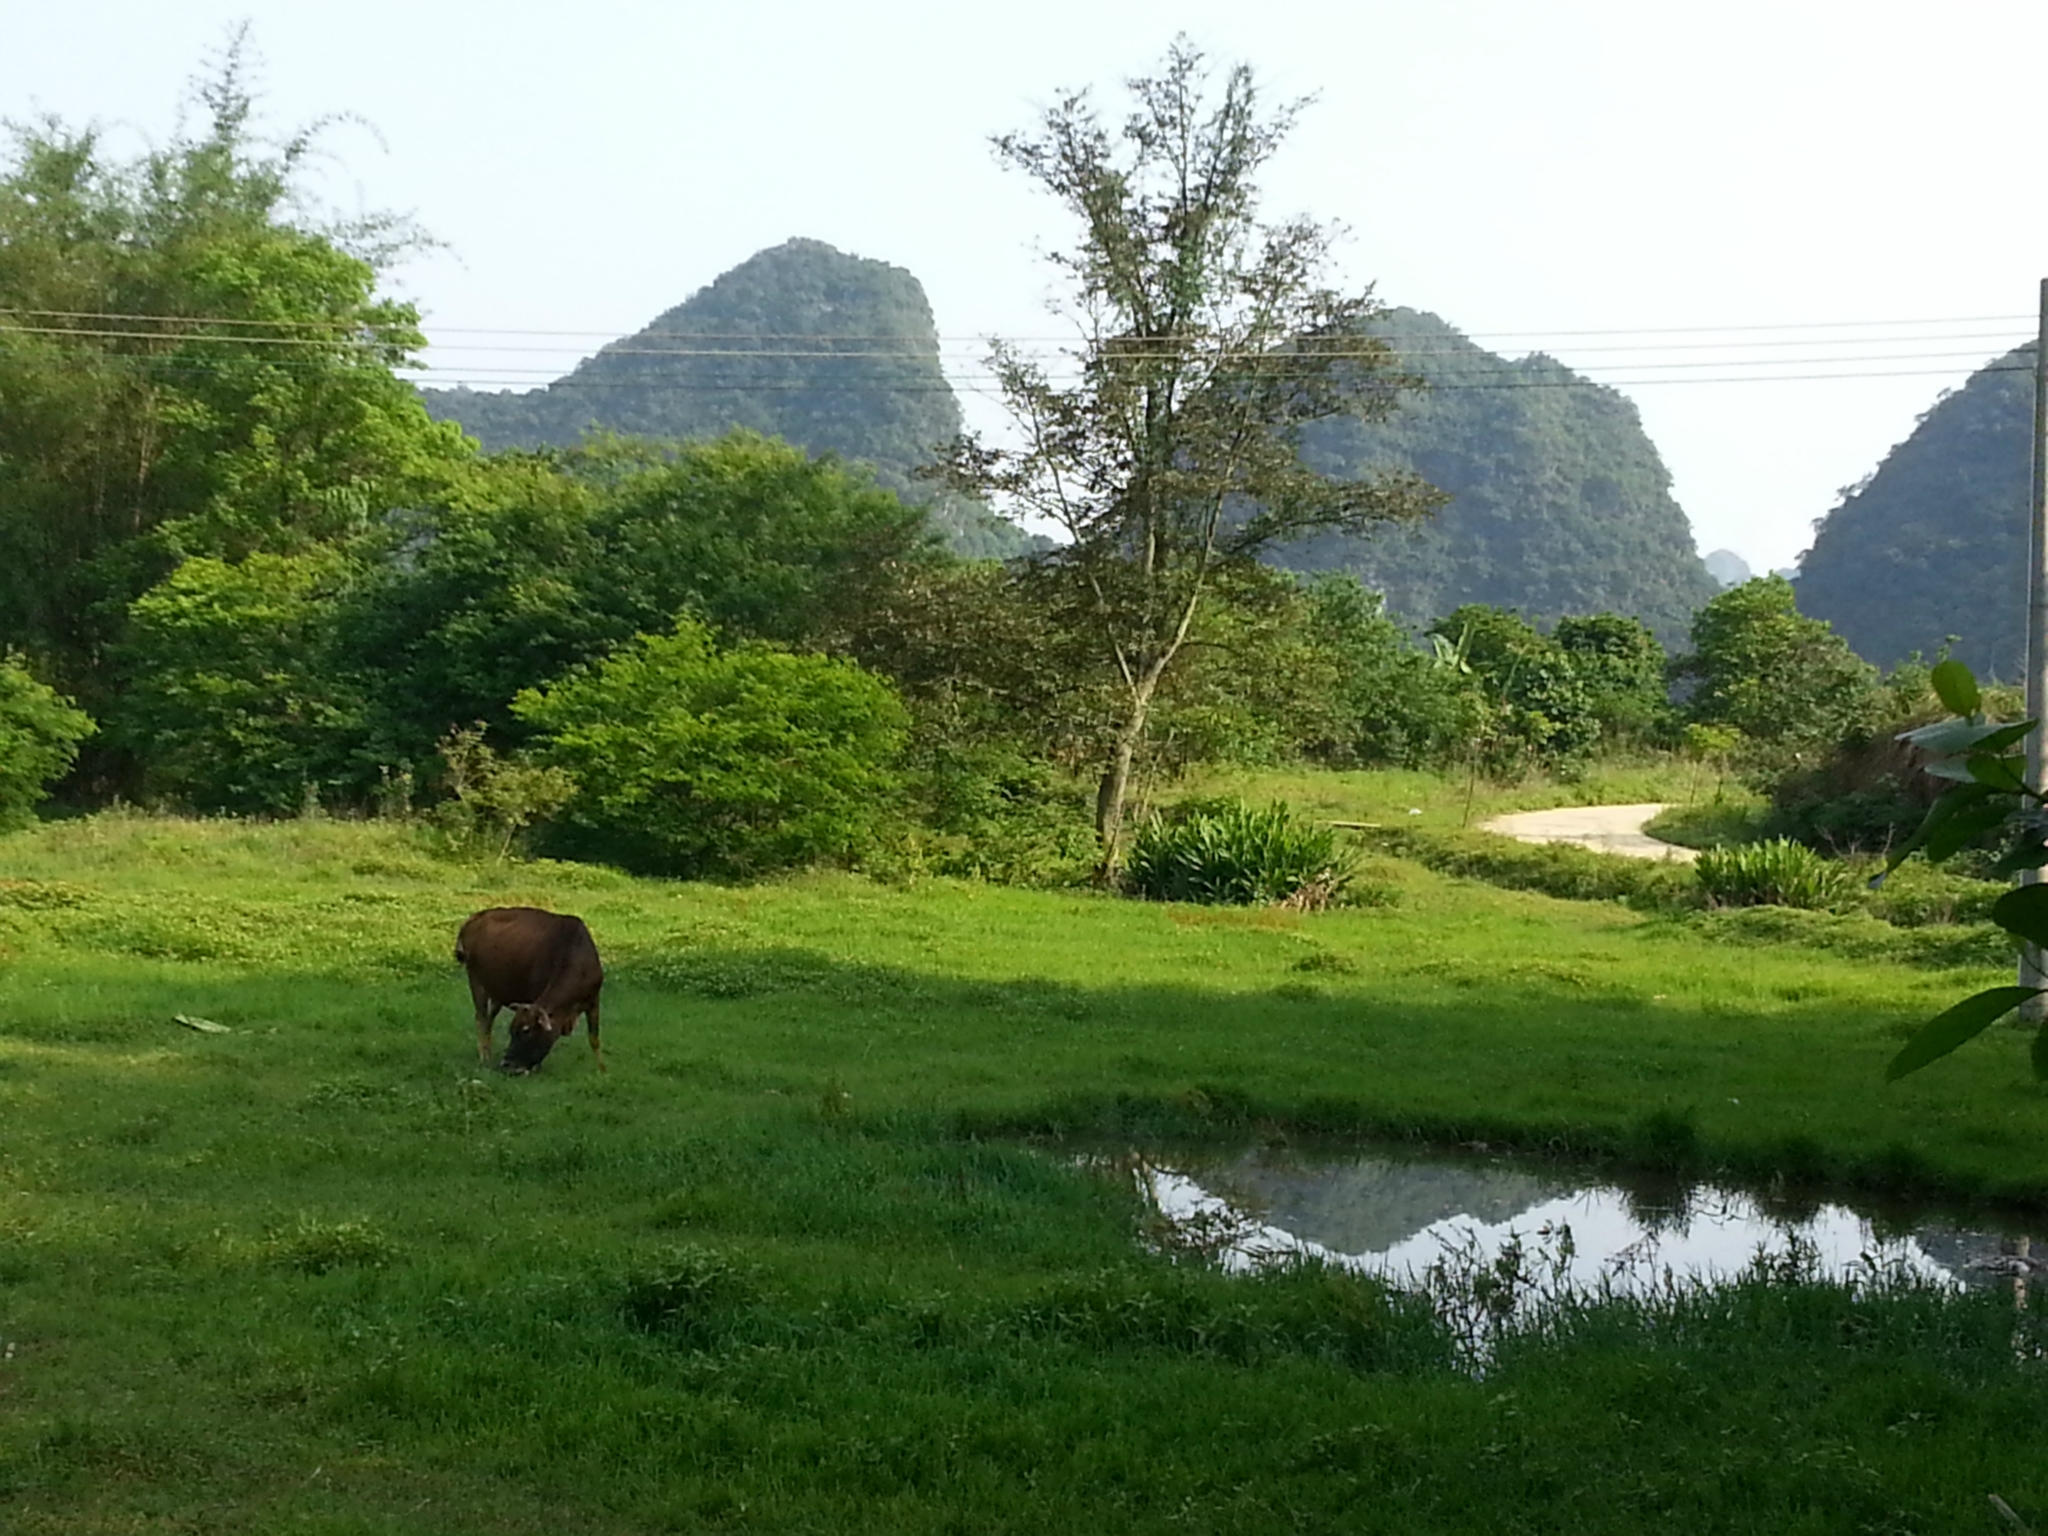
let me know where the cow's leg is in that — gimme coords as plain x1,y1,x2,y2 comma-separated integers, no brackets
469,977,498,1065
585,999,605,1073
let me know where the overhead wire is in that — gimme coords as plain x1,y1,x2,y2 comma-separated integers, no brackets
1,304,2036,392
2,303,2036,340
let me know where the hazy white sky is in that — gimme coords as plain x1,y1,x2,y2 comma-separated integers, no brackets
6,0,2045,574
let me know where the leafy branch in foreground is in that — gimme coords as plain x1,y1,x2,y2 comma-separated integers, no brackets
1877,659,2048,1081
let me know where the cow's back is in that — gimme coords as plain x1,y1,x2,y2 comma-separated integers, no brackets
457,907,599,1008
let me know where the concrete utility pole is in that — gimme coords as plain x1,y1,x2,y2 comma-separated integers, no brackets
2023,277,2048,1021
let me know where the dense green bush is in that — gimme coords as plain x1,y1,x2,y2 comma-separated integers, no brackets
1553,613,1673,747
0,655,94,828
1428,605,1601,773
1857,857,2004,928
1673,577,1879,774
899,733,1096,886
1124,798,1351,906
347,434,938,770
1295,575,1479,769
515,617,909,879
115,552,366,814
1695,838,1853,911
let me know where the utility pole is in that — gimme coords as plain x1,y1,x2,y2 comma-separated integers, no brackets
2023,276,2048,1021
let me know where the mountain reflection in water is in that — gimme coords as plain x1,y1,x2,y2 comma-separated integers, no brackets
1125,1148,2037,1297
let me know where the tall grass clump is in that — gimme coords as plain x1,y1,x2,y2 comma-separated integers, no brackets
1124,798,1351,906
1696,837,1852,911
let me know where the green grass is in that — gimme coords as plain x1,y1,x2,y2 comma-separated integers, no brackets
1643,791,1770,850
4,806,2048,1532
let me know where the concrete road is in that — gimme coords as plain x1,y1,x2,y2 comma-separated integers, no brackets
1476,802,1697,863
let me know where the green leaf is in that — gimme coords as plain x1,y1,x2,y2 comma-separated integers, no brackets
1923,800,2011,862
1968,755,2031,793
1924,756,1991,783
1886,986,2041,1081
1991,884,2048,948
1875,781,1996,883
1930,659,1982,716
1992,837,2048,876
1901,718,2037,757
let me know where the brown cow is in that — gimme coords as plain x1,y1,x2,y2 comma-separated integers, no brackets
455,907,605,1074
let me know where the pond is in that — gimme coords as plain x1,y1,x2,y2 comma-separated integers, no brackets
1107,1143,2041,1301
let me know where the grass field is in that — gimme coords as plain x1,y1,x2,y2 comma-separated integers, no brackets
4,797,2048,1532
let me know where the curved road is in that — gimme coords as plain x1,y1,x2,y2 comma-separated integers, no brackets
1476,802,1698,863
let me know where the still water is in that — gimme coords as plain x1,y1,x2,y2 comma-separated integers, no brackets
1115,1145,2039,1297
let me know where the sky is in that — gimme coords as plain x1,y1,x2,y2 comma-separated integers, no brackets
5,0,2046,576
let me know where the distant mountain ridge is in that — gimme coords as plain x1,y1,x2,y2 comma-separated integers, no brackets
1796,344,2033,676
420,238,1034,558
426,262,1719,632
1277,309,1719,645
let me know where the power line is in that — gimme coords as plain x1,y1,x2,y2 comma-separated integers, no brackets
2,302,2038,346
0,351,2022,391
5,319,2027,364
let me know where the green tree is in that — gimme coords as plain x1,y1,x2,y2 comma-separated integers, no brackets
1673,575,1878,767
1428,604,1600,771
936,40,1440,865
341,452,616,767
0,655,94,829
1297,576,1474,769
117,550,366,814
513,618,910,880
1554,613,1670,747
585,431,937,648
346,433,937,771
0,39,468,730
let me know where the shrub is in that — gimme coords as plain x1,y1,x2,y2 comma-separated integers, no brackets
1760,658,2023,857
1553,613,1674,748
433,724,577,857
515,617,909,880
1124,798,1352,906
1695,838,1853,911
0,655,94,829
898,732,1096,886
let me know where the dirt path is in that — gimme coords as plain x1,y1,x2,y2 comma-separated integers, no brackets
1476,802,1698,863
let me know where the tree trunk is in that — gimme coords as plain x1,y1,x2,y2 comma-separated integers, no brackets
1094,677,1160,878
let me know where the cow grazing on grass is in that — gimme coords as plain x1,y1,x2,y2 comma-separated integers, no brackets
455,907,605,1074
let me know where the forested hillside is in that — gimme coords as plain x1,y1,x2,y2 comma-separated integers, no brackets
421,238,1034,558
1796,344,2032,676
1276,309,1719,644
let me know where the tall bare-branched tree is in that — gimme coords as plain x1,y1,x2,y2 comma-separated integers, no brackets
937,40,1443,866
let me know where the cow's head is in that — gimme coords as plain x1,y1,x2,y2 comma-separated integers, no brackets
500,1005,562,1074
